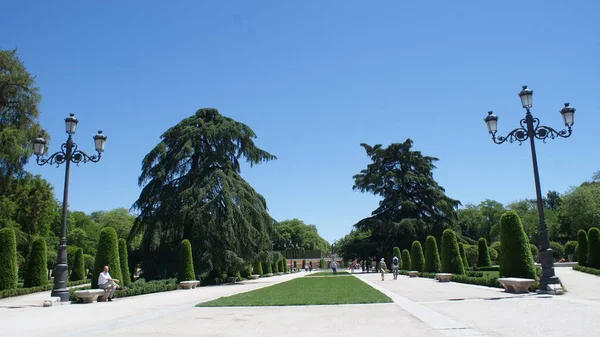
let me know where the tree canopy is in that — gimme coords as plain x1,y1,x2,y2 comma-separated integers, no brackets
273,219,329,253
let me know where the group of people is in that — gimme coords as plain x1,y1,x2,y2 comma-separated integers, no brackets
378,255,400,281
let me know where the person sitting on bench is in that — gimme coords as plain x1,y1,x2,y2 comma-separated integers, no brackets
98,265,121,301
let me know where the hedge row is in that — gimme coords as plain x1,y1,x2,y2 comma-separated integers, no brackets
573,265,600,276
0,279,91,299
468,266,500,272
69,278,179,302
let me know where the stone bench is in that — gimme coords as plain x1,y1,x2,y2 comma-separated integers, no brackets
74,289,109,303
250,274,260,280
226,277,237,284
179,280,200,289
435,273,453,282
497,278,535,293
277,272,284,276
408,271,419,278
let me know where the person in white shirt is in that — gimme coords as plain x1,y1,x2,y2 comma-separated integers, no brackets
98,265,120,301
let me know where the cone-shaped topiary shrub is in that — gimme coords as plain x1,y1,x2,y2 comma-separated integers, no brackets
24,236,48,287
477,238,492,267
320,258,326,269
441,229,465,274
424,236,441,272
410,241,425,271
393,246,402,269
70,248,86,282
253,260,263,275
0,228,17,291
118,239,131,286
499,211,536,279
491,241,501,263
577,229,588,266
401,249,411,270
92,227,122,288
458,243,469,268
272,259,279,273
587,227,600,269
178,239,195,282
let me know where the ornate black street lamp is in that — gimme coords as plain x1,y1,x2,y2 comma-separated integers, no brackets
484,86,575,292
33,114,106,302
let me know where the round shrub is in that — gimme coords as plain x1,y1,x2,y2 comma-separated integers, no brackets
549,242,564,261
92,227,122,289
253,260,263,275
401,249,411,270
70,248,86,282
24,236,48,287
564,241,578,260
489,247,498,262
393,246,402,269
499,211,536,279
0,228,18,290
424,236,441,273
577,229,588,266
441,229,465,274
491,241,501,262
410,241,425,271
118,239,131,286
587,227,600,269
465,245,478,267
458,243,469,268
477,238,492,267
178,239,195,282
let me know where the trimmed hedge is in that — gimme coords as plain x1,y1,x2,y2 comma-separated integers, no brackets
253,260,263,275
564,241,578,260
319,258,326,269
458,243,469,268
477,238,492,267
293,261,297,270
588,227,600,269
410,241,425,271
0,279,90,299
578,229,588,266
441,229,465,274
0,228,17,291
396,270,502,288
118,239,132,286
573,265,600,277
393,247,402,269
178,239,195,282
488,247,498,262
24,237,47,287
69,278,178,302
272,260,279,273
424,236,441,273
92,227,122,289
470,265,500,272
490,242,501,263
401,249,411,270
464,245,478,267
70,248,86,282
550,241,564,261
499,211,536,279
262,261,272,275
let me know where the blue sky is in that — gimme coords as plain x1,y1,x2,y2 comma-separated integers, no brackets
2,1,598,243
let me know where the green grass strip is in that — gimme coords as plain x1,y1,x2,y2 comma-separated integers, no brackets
197,276,392,307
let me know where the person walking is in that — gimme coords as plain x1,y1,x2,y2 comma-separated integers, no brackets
391,255,399,280
379,258,387,281
331,261,338,275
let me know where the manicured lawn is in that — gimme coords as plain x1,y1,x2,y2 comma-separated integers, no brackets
481,271,500,279
305,271,349,277
197,276,392,307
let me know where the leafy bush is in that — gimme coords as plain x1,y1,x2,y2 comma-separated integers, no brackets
499,211,536,279
70,248,86,281
410,241,425,271
319,258,326,269
465,271,484,277
564,241,578,260
490,242,501,262
393,246,402,269
441,229,465,274
0,228,17,291
69,278,179,302
0,279,90,299
470,266,499,271
424,236,441,273
488,247,498,262
92,227,122,289
530,244,538,261
464,245,478,267
84,254,95,274
24,236,47,287
262,261,272,275
118,239,131,286
458,243,469,268
240,265,252,278
588,227,600,269
178,239,195,282
293,261,297,270
272,260,279,273
401,249,411,270
477,238,492,267
573,265,600,276
549,242,565,261
578,229,588,266
253,260,263,275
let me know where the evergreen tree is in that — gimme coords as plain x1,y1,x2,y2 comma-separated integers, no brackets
0,228,17,290
458,243,469,268
70,248,86,282
393,246,402,269
410,241,425,271
118,239,131,286
253,260,263,276
178,239,195,282
441,229,465,274
477,238,492,267
401,249,411,270
577,229,588,266
92,227,122,289
424,236,441,273
587,227,600,269
499,211,536,279
24,236,47,287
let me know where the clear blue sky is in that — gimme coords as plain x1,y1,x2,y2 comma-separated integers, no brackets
2,1,598,243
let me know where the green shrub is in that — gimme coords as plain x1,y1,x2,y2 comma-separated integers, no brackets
0,279,90,299
393,246,402,269
272,259,279,273
564,241,578,260
70,248,86,282
69,278,179,302
441,229,465,274
410,241,425,271
477,238,492,267
319,258,326,269
471,265,500,271
401,249,411,270
530,244,538,261
84,254,95,274
0,228,17,291
424,236,441,273
588,227,600,269
499,211,536,279
491,242,501,262
464,245,478,267
549,241,565,261
118,239,131,286
24,237,47,287
253,260,263,275
489,247,498,262
578,229,588,266
309,261,313,268
262,261,272,275
240,265,252,278
66,245,80,273
178,239,195,282
573,265,600,276
458,243,469,268
91,227,122,289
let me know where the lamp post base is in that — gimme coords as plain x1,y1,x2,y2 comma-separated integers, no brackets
538,248,562,293
51,263,70,302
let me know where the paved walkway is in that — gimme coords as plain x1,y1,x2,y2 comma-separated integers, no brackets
554,267,600,300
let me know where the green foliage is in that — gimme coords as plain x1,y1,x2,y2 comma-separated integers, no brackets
84,254,95,274
424,236,441,273
178,239,195,282
24,236,47,287
564,241,578,259
70,278,179,302
458,243,469,268
577,229,588,266
293,261,297,270
253,260,263,276
70,248,86,282
319,258,326,269
499,211,536,279
118,239,131,286
549,241,565,261
587,227,600,269
401,249,411,270
281,258,287,272
559,182,600,237
91,227,122,289
263,261,272,274
272,259,279,273
275,219,330,254
0,228,17,290
410,241,425,271
441,229,465,274
130,108,277,280
488,247,498,262
1,279,89,299
90,208,136,241
477,238,492,267
302,259,306,269
573,265,600,276
464,245,478,267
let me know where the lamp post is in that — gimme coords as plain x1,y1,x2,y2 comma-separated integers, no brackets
33,114,106,302
484,86,575,292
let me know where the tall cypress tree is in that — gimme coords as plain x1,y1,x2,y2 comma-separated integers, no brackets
441,229,465,274
70,248,86,282
118,239,131,286
0,228,17,290
578,229,588,267
92,228,122,289
24,236,47,287
424,236,441,273
477,238,492,267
